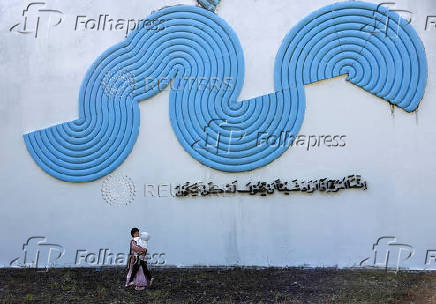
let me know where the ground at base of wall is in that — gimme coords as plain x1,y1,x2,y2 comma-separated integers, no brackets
0,267,435,303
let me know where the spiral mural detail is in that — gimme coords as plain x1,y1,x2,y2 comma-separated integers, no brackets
23,2,427,182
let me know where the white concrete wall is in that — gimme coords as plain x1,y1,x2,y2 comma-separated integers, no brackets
1,0,435,269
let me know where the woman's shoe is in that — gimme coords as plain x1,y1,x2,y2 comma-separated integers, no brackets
146,278,154,287
125,281,134,288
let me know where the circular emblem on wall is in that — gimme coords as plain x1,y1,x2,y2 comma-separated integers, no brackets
101,173,136,206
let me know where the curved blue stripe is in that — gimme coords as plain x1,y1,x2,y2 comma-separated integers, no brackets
23,1,427,182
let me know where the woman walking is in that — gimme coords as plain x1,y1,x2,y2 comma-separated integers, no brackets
125,228,154,290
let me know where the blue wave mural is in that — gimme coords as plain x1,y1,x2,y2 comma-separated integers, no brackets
24,2,427,182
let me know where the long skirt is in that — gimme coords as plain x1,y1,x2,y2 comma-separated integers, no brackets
125,261,147,290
